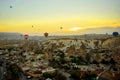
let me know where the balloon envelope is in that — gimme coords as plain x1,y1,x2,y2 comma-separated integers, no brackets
44,32,48,37
60,27,63,29
10,5,12,8
24,34,29,39
112,32,119,37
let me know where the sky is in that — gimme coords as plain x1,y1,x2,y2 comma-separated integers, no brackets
0,0,120,35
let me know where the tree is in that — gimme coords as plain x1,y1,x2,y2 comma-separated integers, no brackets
55,73,67,80
70,70,80,80
92,60,99,64
82,73,97,80
43,72,56,79
85,53,91,62
100,59,109,64
57,50,65,58
109,58,116,65
5,63,23,80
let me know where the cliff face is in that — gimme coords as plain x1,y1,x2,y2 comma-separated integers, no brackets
44,37,120,60
48,37,120,50
102,37,120,49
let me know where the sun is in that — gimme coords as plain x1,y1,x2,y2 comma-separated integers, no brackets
69,27,83,31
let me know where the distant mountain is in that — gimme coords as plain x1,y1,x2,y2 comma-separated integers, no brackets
0,32,22,39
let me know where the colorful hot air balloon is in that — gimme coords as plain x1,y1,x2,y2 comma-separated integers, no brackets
44,32,48,38
112,32,119,37
24,34,29,40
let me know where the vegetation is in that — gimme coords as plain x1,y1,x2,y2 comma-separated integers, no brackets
43,71,67,80
5,63,22,80
43,72,56,79
71,56,87,65
70,69,97,80
82,72,97,80
70,69,80,80
55,72,67,80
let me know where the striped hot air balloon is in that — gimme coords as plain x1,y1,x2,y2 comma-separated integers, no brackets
24,34,29,40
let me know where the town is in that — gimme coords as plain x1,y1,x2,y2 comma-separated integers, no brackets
0,34,120,80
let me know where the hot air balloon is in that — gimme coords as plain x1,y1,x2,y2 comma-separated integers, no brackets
24,34,29,40
60,27,63,29
112,32,119,37
10,5,12,8
44,32,48,38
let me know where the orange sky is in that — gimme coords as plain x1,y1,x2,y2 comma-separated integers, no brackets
0,0,120,35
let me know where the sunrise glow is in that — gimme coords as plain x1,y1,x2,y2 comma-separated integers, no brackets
0,0,120,35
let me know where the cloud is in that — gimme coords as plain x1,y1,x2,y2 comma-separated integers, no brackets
84,26,120,34
86,26,120,30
